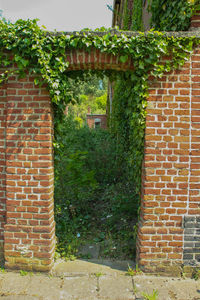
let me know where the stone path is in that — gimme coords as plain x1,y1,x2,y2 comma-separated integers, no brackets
0,259,199,299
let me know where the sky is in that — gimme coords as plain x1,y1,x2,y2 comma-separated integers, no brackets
0,0,113,31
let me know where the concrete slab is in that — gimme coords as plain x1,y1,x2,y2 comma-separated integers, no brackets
26,275,62,300
0,273,30,295
62,276,98,300
0,263,200,300
98,275,134,300
0,296,38,300
52,259,134,277
134,275,200,300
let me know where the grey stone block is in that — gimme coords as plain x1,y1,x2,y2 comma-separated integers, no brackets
184,216,196,223
184,242,194,248
185,236,195,241
184,229,194,235
184,223,196,229
183,248,193,254
183,254,193,260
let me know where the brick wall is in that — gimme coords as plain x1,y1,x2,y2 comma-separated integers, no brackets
137,45,200,276
66,49,134,72
0,16,200,273
86,114,107,129
0,73,55,271
190,10,200,30
0,78,7,259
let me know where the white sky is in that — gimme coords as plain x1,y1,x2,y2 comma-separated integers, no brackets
0,0,113,31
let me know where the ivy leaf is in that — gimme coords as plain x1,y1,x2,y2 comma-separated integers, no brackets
120,55,128,63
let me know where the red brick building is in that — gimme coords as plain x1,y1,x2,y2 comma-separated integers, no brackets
86,114,107,129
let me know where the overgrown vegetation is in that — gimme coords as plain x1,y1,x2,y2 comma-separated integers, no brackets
131,0,143,30
148,0,200,31
54,111,139,259
66,73,107,125
122,0,200,32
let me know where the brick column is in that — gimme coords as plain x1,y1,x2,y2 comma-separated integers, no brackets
4,74,55,271
190,10,200,30
137,45,200,276
0,80,7,260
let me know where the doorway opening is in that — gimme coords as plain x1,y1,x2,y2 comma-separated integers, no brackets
54,71,139,262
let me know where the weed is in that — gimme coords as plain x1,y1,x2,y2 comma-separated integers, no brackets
126,264,142,276
0,267,6,273
193,268,200,280
20,270,28,276
142,289,158,300
94,272,104,278
64,254,76,262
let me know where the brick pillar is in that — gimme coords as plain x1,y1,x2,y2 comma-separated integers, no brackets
4,74,55,271
137,44,200,276
190,10,200,30
137,56,193,276
0,80,7,260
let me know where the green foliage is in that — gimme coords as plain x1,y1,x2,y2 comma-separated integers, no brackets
20,270,28,276
142,289,158,300
132,0,143,31
123,0,130,30
148,0,199,31
0,10,10,24
192,268,200,280
54,114,139,258
68,90,107,125
126,264,142,276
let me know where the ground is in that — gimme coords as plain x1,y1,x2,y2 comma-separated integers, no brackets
0,259,199,299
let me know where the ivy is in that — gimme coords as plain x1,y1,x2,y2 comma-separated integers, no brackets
0,18,198,194
148,0,200,31
131,0,143,31
123,0,130,30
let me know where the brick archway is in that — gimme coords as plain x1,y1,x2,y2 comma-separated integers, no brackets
0,47,135,272
65,49,134,71
0,20,200,274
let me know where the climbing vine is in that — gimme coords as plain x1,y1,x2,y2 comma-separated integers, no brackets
149,0,200,31
0,18,198,193
131,0,143,31
123,0,130,30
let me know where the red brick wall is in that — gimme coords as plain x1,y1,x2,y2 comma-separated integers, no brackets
137,46,200,276
66,49,134,71
0,79,7,258
0,14,200,273
190,10,200,29
2,73,55,271
86,114,107,129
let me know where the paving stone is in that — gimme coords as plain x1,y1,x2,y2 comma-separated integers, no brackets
52,259,133,277
26,275,61,300
98,275,134,300
0,263,199,300
62,276,98,300
0,273,30,295
134,275,200,300
0,296,38,300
